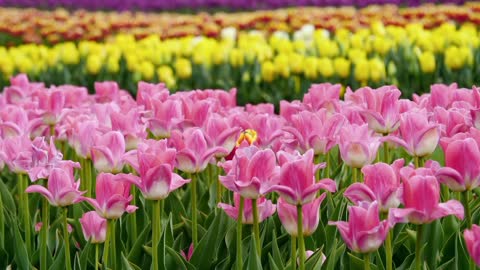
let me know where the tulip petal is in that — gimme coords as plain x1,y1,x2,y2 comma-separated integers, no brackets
435,167,466,192
25,185,55,205
344,183,376,205
431,200,464,221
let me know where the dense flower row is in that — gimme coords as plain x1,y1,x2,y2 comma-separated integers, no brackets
0,74,480,269
0,2,479,45
0,0,468,11
0,21,478,104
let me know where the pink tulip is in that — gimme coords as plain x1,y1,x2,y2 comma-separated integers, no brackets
433,107,470,138
94,81,120,103
3,135,34,173
147,99,184,139
25,167,85,207
84,173,138,219
283,109,346,155
471,109,480,129
246,103,274,115
218,193,276,224
249,113,286,150
344,159,404,213
110,108,147,151
280,100,307,123
0,105,29,138
79,211,107,244
171,128,227,173
268,149,336,205
303,83,341,112
386,111,440,157
277,194,326,236
388,174,464,225
329,201,389,253
435,138,480,191
219,146,278,199
464,224,480,267
180,244,194,262
203,113,241,158
345,86,401,134
91,131,126,173
67,117,99,159
35,88,66,125
136,82,169,111
338,124,381,168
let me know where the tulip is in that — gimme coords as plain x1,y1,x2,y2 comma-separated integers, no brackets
464,225,480,267
91,131,126,173
218,193,276,224
268,149,336,206
277,194,326,237
147,99,183,139
338,124,381,169
203,113,241,158
79,211,107,244
386,110,440,158
84,173,137,219
219,145,278,199
302,83,341,112
25,167,85,207
180,244,194,262
344,159,404,213
329,201,389,253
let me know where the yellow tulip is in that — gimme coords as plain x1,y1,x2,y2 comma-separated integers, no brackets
304,57,318,80
318,57,334,78
107,56,120,73
229,48,244,67
140,61,154,81
334,57,351,78
289,53,304,74
418,51,436,73
354,59,369,82
274,54,290,78
369,58,385,82
445,46,464,70
261,61,275,82
157,65,176,88
86,54,102,75
175,58,192,79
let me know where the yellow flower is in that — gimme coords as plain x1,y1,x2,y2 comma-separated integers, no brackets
445,46,464,70
304,57,318,80
140,61,154,81
261,61,275,82
86,54,102,75
157,65,176,88
0,56,14,78
334,57,351,78
175,58,192,79
274,54,290,78
318,39,339,58
289,53,304,74
107,56,120,73
369,58,386,82
418,51,436,73
229,48,244,68
318,57,334,78
354,59,369,82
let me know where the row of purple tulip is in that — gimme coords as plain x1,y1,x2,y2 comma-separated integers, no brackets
0,0,466,10
1,73,480,269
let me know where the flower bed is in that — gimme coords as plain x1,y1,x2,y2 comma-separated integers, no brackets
0,74,479,269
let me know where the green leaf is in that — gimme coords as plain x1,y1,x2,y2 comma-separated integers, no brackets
78,242,92,269
121,252,142,270
268,254,281,270
165,246,191,270
271,230,285,269
305,247,325,270
48,243,65,270
347,253,378,270
13,219,30,270
128,222,151,262
0,178,16,213
247,233,262,270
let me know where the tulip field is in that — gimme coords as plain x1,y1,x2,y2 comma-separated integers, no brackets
1,1,480,270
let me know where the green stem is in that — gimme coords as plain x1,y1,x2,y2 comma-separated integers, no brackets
325,151,330,179
216,179,223,206
236,196,244,270
111,220,117,270
385,230,392,270
415,224,424,270
414,156,420,169
80,158,86,192
352,167,358,183
297,204,305,270
103,219,112,268
252,198,261,257
63,208,72,270
18,174,31,256
191,173,198,247
314,154,322,181
383,141,389,164
86,158,92,198
152,200,161,270
130,185,137,247
41,198,49,270
292,236,297,270
95,244,99,270
364,253,371,270
462,191,472,229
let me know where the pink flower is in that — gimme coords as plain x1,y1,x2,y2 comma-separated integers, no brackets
35,88,66,125
110,108,147,151
2,135,34,173
218,193,276,224
303,83,341,112
91,131,126,173
329,201,389,253
435,138,480,191
386,111,440,157
171,128,227,173
180,244,194,262
388,174,464,225
268,150,336,205
433,107,470,138
338,124,381,168
84,173,138,219
346,86,401,134
464,224,480,267
79,211,107,244
147,99,183,139
283,109,346,155
25,167,85,207
344,159,404,213
202,113,241,158
277,194,326,236
219,146,278,199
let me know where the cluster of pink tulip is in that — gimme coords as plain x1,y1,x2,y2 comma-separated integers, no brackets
1,73,480,269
